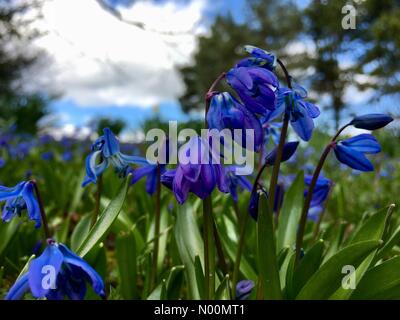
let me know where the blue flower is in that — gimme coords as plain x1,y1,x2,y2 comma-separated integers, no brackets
160,136,228,204
41,151,54,161
207,92,263,152
236,280,254,300
82,127,147,187
0,181,41,228
62,151,73,162
227,64,279,115
265,84,320,141
304,175,332,221
130,163,166,195
333,134,381,172
236,45,277,70
264,141,300,166
5,241,105,300
0,158,5,168
225,166,252,202
350,113,393,130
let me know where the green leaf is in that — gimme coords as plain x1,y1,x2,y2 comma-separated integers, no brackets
217,215,257,281
0,218,19,257
165,265,185,299
215,274,230,300
76,175,130,257
331,208,388,299
347,208,388,246
194,255,205,299
256,195,282,299
277,171,304,252
296,240,381,300
116,231,137,299
350,256,400,299
70,214,91,251
174,202,204,299
377,224,400,260
290,240,324,298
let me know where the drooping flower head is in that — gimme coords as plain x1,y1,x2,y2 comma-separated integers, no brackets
227,47,279,114
350,113,393,130
82,127,147,187
5,241,105,300
161,136,228,204
207,92,263,152
332,134,381,172
265,84,320,141
0,181,41,228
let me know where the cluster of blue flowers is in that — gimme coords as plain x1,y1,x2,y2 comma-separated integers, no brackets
0,44,394,301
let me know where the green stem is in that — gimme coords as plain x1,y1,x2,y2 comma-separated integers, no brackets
212,219,229,275
31,180,51,239
202,71,226,300
150,163,162,290
295,124,350,263
267,58,292,210
203,197,215,299
91,174,103,227
232,203,249,297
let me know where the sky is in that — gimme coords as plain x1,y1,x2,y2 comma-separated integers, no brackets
24,0,395,139
25,0,248,138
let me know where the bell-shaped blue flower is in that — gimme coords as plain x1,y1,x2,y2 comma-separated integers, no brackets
82,127,147,187
333,134,381,172
264,141,300,166
265,84,320,141
350,113,393,130
225,166,252,203
227,64,279,115
160,136,228,204
207,92,263,152
5,241,105,300
130,163,166,195
236,280,255,300
0,181,41,228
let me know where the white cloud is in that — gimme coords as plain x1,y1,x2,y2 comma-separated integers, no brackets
29,0,206,108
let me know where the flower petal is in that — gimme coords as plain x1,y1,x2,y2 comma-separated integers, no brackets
334,144,374,172
22,182,41,228
5,273,30,300
0,182,25,201
172,167,191,204
265,141,299,166
290,109,314,141
301,101,320,118
130,165,156,185
119,154,148,165
102,127,120,157
29,244,64,298
340,134,381,154
58,244,105,298
82,150,107,187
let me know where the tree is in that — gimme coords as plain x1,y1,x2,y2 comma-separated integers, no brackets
178,0,303,113
0,0,49,134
